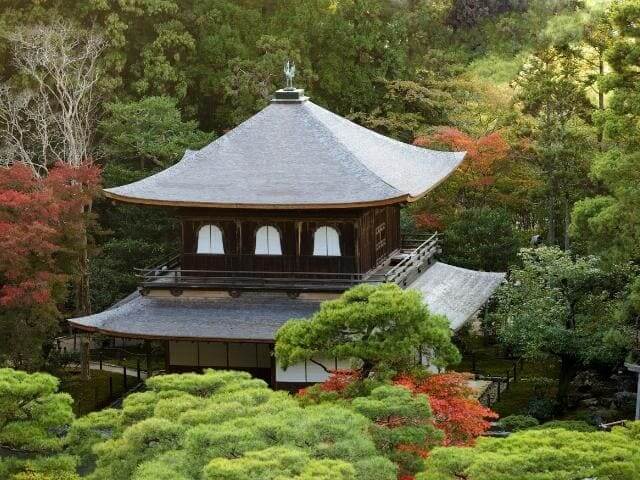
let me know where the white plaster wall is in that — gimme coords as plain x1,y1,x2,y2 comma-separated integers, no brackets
275,361,307,383
276,357,352,383
306,357,334,382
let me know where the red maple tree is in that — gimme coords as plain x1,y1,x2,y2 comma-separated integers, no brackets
394,372,498,446
300,368,497,479
0,162,100,367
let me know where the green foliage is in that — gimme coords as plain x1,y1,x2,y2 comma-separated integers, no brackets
203,447,356,480
68,370,397,480
533,420,597,432
496,247,630,365
570,151,640,262
419,422,640,480
447,0,527,29
494,247,633,406
90,95,211,310
496,414,539,432
98,96,213,168
513,46,596,246
599,0,640,149
351,385,442,476
1,455,79,480
442,208,522,271
0,369,74,452
275,284,460,377
65,408,123,462
90,163,179,311
571,1,640,262
349,62,461,142
0,370,77,480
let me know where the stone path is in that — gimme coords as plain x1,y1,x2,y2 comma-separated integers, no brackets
88,361,149,379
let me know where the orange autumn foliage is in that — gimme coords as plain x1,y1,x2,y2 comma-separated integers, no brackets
297,369,360,397
394,372,498,446
302,369,496,449
412,128,512,230
414,127,510,187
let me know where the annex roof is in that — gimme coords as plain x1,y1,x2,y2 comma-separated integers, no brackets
69,263,505,340
104,93,465,209
408,262,506,331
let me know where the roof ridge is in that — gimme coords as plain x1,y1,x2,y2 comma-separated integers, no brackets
301,102,404,197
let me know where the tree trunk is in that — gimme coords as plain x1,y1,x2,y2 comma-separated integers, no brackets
563,195,570,251
557,355,577,411
75,199,92,315
360,360,375,380
80,334,91,381
597,55,605,146
547,188,556,245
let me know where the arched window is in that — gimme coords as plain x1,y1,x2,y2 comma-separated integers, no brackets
255,226,282,255
196,225,224,254
313,226,341,256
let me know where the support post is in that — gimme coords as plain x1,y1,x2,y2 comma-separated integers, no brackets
137,358,141,381
80,334,91,381
636,372,640,421
145,340,151,376
123,365,128,391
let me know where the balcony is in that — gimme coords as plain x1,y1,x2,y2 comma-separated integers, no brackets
136,233,439,294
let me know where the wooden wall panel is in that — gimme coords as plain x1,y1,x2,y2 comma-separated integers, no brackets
181,218,359,273
357,205,401,273
179,206,400,275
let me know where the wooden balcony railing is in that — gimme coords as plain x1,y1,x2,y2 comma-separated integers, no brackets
136,233,438,293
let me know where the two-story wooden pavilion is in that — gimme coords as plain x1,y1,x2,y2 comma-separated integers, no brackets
70,87,505,388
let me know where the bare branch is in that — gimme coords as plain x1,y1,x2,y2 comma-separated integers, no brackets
0,22,105,172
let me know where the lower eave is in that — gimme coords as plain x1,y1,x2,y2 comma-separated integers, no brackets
68,292,322,342
69,262,505,341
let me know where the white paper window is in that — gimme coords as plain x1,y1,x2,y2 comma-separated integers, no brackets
313,226,341,256
255,226,282,255
196,225,224,254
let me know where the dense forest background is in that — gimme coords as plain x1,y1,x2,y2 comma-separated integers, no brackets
2,0,638,347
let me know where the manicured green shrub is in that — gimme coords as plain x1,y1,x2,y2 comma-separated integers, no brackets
69,370,397,480
419,422,640,480
0,368,74,452
533,420,597,432
497,414,539,432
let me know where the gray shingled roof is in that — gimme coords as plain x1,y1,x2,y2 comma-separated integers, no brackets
68,293,321,341
409,262,506,331
104,100,465,208
70,263,505,340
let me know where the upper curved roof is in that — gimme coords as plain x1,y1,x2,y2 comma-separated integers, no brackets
104,96,465,209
